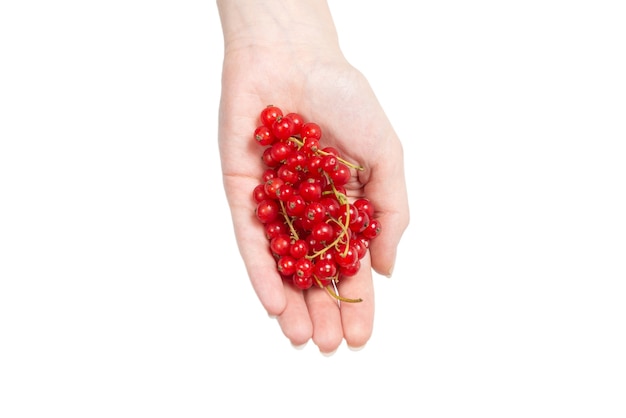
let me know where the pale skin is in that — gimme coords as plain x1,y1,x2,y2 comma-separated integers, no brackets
217,0,409,353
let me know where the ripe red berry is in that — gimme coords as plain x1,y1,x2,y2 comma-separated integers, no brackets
254,125,275,146
277,255,297,276
272,116,296,140
298,180,322,202
270,234,291,256
285,112,304,135
304,201,326,224
264,178,284,198
253,184,268,203
310,222,334,245
285,194,306,217
293,273,313,290
261,147,280,168
295,257,313,278
314,259,337,279
289,239,309,259
260,105,283,128
354,198,375,218
301,122,322,140
256,199,279,223
362,218,382,239
265,220,288,240
270,141,292,163
339,260,360,277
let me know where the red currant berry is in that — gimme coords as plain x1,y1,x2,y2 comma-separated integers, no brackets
255,199,279,223
289,239,309,259
334,244,359,267
339,260,361,277
285,194,306,217
321,146,340,156
354,198,375,218
264,178,284,198
315,259,337,279
310,222,335,245
338,203,358,226
285,151,307,172
321,154,338,172
301,137,321,156
277,165,299,184
285,112,304,135
262,147,280,168
304,201,326,224
293,273,313,290
277,255,297,276
353,236,369,259
253,184,268,203
276,184,296,201
298,180,322,202
270,234,291,256
254,125,275,146
304,155,324,178
265,220,288,240
272,116,296,140
295,257,313,279
270,141,292,163
319,196,341,218
329,163,351,186
260,105,283,128
301,122,322,140
362,218,382,239
349,210,370,233
261,168,277,182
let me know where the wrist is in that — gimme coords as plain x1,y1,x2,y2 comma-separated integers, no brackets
217,0,341,56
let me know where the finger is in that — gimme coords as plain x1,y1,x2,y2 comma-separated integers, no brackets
225,177,287,316
276,283,313,347
304,283,343,354
338,254,375,349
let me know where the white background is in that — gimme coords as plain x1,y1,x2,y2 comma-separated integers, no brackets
1,1,625,417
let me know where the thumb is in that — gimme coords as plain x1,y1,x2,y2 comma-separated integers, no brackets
362,141,410,277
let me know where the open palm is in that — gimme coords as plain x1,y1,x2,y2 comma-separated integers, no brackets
218,45,409,353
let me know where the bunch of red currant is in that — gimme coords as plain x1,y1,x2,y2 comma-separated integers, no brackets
253,105,381,302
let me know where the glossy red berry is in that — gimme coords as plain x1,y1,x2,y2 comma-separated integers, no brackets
354,198,375,218
254,125,275,146
362,218,382,239
255,199,279,223
293,273,313,290
285,194,306,217
270,141,292,163
285,112,304,135
329,163,351,186
301,122,322,140
272,116,296,140
270,234,291,256
277,255,297,276
260,105,283,128
289,239,309,259
253,184,268,203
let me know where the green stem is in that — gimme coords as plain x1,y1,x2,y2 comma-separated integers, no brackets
279,200,300,241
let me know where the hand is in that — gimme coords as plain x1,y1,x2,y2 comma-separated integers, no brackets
217,0,409,353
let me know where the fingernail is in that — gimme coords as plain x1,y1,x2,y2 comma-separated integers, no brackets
320,349,337,357
347,344,366,352
292,342,308,350
268,313,277,319
385,263,395,278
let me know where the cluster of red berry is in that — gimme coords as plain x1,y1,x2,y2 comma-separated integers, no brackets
252,105,381,302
